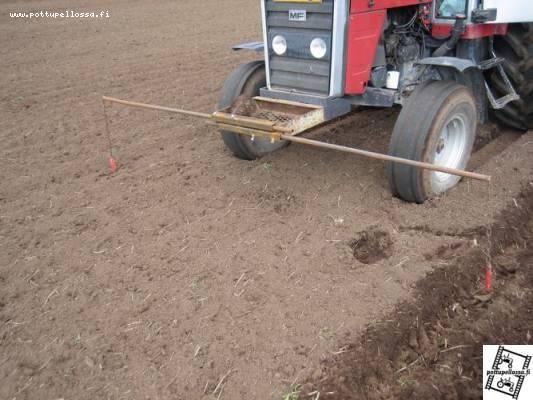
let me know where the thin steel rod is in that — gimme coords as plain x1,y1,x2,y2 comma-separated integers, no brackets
102,96,213,120
281,134,491,182
102,99,114,157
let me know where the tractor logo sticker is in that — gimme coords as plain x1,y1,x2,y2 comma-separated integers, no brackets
288,10,306,22
484,345,532,399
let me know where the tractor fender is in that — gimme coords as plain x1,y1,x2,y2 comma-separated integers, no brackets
417,57,487,123
416,57,477,72
232,41,264,53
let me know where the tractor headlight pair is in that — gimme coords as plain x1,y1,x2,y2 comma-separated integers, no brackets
272,35,327,59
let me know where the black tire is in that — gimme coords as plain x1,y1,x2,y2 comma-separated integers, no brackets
388,81,477,203
218,61,287,160
490,23,533,131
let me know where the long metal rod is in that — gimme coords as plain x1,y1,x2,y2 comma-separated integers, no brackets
102,95,491,182
103,96,293,133
102,96,213,120
282,135,491,182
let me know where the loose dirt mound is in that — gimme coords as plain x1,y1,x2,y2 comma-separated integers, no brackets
303,187,533,399
349,228,393,264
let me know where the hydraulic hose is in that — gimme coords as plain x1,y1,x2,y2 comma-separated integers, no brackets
433,14,467,57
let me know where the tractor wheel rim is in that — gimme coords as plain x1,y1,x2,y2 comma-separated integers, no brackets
431,114,468,188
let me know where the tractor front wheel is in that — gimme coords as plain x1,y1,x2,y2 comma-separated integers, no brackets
218,61,287,160
388,81,477,203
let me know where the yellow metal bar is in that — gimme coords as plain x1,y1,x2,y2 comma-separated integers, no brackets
217,123,282,142
213,112,294,134
213,112,275,132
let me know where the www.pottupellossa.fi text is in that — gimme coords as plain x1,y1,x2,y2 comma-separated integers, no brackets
10,11,110,19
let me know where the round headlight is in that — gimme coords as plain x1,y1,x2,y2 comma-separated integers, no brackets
272,35,287,56
310,38,327,59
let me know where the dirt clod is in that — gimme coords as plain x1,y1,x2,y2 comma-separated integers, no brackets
230,95,260,117
349,228,393,264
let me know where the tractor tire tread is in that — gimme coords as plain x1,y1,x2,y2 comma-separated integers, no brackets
491,23,533,131
218,61,266,160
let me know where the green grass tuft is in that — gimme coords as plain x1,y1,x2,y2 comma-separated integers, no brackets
282,385,300,400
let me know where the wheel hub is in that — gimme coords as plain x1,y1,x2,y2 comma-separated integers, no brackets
436,137,446,154
432,115,469,187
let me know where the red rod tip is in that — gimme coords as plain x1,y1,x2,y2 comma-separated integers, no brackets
485,265,493,291
109,157,118,173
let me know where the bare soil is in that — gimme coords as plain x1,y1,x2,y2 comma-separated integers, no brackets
1,1,532,399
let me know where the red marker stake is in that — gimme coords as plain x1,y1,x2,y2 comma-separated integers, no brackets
109,157,118,173
485,264,493,291
102,100,117,174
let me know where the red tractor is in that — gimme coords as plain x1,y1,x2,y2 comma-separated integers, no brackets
219,0,533,203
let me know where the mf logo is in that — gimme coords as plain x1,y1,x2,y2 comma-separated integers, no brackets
288,10,306,22
484,345,532,399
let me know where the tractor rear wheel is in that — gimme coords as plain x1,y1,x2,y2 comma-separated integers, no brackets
218,61,287,160
388,81,477,203
490,23,533,131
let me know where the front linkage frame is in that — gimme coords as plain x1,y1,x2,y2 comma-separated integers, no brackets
101,94,490,184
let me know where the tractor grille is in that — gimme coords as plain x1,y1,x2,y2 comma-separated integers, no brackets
265,0,333,95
